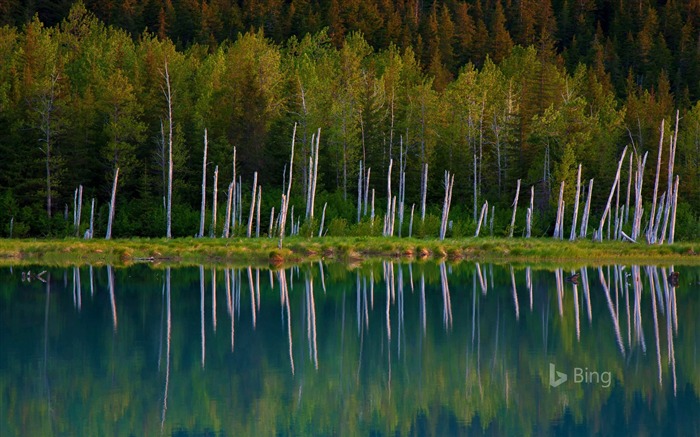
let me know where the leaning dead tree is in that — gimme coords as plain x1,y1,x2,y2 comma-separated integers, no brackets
646,120,664,243
247,172,258,238
475,201,488,237
595,146,627,242
105,167,119,240
222,182,233,238
553,181,565,239
579,179,593,238
660,111,679,244
509,179,521,238
439,171,455,240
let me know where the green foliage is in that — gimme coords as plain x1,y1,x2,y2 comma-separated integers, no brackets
327,217,349,236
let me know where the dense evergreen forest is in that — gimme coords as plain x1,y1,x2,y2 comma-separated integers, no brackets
0,1,699,239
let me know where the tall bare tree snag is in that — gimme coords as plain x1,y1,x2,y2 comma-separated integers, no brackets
357,160,363,223
580,179,594,238
207,165,217,237
409,203,415,237
163,60,174,239
309,129,320,220
631,152,648,240
596,146,628,242
526,186,534,238
279,124,297,249
247,172,258,238
37,70,61,220
625,154,632,225
223,182,233,238
660,111,679,244
198,129,208,238
570,164,582,241
87,198,95,239
105,167,119,240
439,171,455,240
647,120,664,243
256,186,262,238
421,163,428,222
554,181,565,239
509,179,521,238
363,167,371,217
384,159,393,236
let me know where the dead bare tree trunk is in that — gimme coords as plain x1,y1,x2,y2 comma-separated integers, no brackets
223,182,233,238
439,172,455,240
87,198,95,239
210,165,219,237
279,124,297,249
579,179,593,238
357,160,363,223
105,168,119,240
384,159,393,236
631,152,648,240
669,175,679,244
199,129,208,238
364,167,371,217
526,185,534,238
570,164,581,240
256,186,262,238
554,181,565,239
647,120,664,243
420,163,428,222
163,60,174,239
660,111,679,244
475,201,488,237
318,202,327,237
309,129,320,220
408,203,415,237
509,179,521,238
247,172,258,238
596,146,628,242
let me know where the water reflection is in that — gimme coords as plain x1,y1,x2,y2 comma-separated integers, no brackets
1,262,698,436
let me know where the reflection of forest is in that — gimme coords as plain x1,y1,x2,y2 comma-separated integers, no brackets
0,262,698,436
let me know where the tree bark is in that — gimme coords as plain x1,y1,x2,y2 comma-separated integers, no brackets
580,179,593,238
247,172,258,238
318,202,327,237
256,186,262,238
570,164,581,240
223,182,233,238
210,165,219,237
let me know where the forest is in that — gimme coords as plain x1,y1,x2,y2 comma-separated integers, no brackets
0,1,699,239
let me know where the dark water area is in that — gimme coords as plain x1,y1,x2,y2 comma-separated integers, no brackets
1,262,698,436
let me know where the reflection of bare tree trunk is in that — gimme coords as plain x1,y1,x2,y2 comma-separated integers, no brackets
200,265,206,368
440,262,452,329
108,266,117,331
420,273,426,337
43,273,54,434
572,271,579,340
600,266,625,355
248,267,256,328
526,267,532,310
212,268,217,332
280,270,294,375
648,267,662,386
581,268,592,322
510,265,519,320
161,268,171,431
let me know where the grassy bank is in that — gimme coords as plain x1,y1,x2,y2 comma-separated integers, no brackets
0,237,698,267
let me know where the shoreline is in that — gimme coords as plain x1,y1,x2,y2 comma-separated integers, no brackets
1,237,698,268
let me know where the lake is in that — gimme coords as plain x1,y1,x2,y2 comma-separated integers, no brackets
1,261,698,436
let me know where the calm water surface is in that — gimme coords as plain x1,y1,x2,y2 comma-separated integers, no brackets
1,262,698,436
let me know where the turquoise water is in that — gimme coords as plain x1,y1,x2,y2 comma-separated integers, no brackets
1,262,698,436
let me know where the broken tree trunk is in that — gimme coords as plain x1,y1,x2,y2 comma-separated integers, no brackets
318,202,327,237
631,152,648,240
357,160,363,223
570,164,582,241
475,201,488,237
106,167,119,240
88,198,95,239
364,167,371,217
625,154,632,225
309,129,320,220
509,179,521,238
199,129,208,238
595,146,628,242
660,111,679,244
409,203,415,237
439,172,455,240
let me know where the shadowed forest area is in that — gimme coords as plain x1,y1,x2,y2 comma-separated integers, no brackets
0,1,699,239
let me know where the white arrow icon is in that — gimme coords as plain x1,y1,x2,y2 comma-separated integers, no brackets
549,363,568,387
